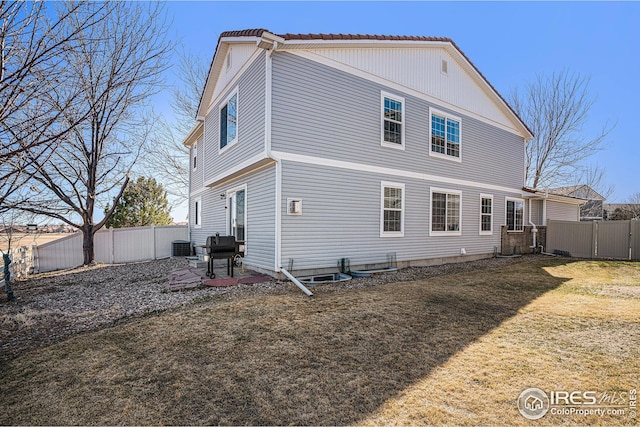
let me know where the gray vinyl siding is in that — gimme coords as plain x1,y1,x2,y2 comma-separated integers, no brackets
547,200,579,222
272,52,525,190
280,161,519,271
190,165,276,271
202,51,265,184
190,135,204,190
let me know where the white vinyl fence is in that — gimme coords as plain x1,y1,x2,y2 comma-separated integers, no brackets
34,225,189,273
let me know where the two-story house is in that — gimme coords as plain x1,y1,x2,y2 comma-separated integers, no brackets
183,29,581,277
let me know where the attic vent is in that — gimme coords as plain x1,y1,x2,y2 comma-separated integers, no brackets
441,59,448,75
226,49,232,71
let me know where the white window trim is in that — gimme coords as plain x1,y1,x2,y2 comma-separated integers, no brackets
430,187,462,237
380,91,405,151
219,87,239,155
194,196,202,229
429,107,462,163
226,184,248,249
380,181,405,237
505,197,525,233
479,193,493,236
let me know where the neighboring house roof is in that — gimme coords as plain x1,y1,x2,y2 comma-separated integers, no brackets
548,185,605,201
195,29,533,141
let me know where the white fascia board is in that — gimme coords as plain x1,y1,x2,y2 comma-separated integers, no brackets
197,38,261,118
271,150,523,195
204,48,263,117
522,191,586,205
442,45,533,141
182,121,204,147
220,36,261,44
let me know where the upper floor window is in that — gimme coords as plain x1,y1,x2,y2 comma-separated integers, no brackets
431,188,461,236
381,182,405,237
192,143,197,170
430,107,461,161
220,89,238,152
480,194,493,235
506,198,524,232
381,92,405,150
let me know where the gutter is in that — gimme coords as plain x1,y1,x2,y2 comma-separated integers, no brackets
528,198,538,249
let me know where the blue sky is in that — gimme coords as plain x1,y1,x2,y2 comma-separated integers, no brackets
163,1,639,219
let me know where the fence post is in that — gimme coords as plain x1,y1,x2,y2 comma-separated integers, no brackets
152,224,157,260
629,220,633,261
592,221,598,258
109,227,115,264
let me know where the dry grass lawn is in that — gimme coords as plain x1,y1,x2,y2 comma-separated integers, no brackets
0,258,638,425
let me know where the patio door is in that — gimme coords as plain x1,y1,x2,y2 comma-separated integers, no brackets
228,187,246,242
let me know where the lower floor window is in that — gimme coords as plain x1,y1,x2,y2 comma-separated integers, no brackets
480,195,493,234
381,182,404,236
431,189,461,235
506,198,524,231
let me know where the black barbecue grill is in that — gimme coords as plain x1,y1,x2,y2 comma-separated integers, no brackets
206,234,237,278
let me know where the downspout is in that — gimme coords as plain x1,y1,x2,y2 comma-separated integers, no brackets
542,189,548,226
528,198,537,249
187,144,192,248
280,266,313,297
261,36,284,274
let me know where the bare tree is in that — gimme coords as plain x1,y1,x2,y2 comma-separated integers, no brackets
17,1,172,265
0,1,109,211
625,193,640,219
509,70,614,189
140,49,208,204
